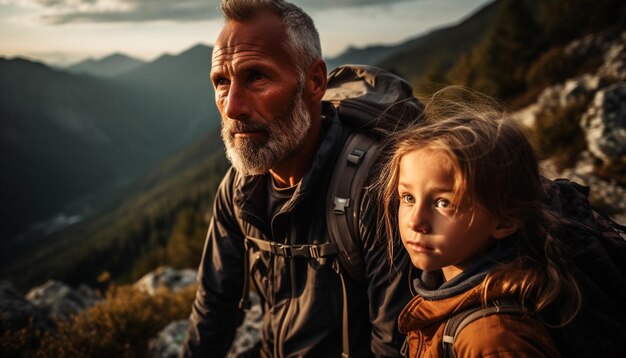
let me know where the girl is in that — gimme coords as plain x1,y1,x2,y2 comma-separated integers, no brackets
377,88,581,357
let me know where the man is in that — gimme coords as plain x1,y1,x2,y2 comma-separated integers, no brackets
183,0,410,356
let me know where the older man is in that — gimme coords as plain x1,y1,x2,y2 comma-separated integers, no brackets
183,0,410,356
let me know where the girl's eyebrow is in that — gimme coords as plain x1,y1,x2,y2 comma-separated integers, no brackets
397,182,454,194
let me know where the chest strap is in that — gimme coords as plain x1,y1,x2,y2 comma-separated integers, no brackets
245,236,340,259
244,236,352,357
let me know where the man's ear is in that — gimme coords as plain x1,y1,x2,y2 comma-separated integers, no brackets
492,220,519,240
305,59,327,102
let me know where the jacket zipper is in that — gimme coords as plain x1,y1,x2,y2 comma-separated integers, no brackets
274,217,299,357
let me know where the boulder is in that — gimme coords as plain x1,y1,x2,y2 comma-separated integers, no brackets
148,291,263,358
25,280,100,319
227,290,263,357
148,319,190,358
597,31,626,81
0,280,54,333
542,151,626,225
134,266,197,296
580,83,626,163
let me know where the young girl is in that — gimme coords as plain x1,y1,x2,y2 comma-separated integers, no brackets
377,88,581,357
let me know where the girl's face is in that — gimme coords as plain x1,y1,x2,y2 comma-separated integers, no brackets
397,148,501,281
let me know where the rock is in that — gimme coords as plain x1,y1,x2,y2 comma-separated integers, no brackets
0,280,54,333
227,291,263,357
597,31,626,81
134,266,197,296
507,31,626,221
536,74,599,110
580,83,626,163
148,291,263,358
25,280,100,319
542,151,626,225
148,319,190,358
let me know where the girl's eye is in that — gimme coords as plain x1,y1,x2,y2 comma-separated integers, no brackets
401,194,415,204
434,198,451,208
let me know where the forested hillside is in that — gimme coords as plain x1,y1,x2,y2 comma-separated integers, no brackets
3,0,624,292
2,0,625,356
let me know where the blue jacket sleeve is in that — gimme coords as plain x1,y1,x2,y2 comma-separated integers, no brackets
182,168,247,357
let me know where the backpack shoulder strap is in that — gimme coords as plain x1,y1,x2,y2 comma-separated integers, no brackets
442,299,524,358
326,130,380,284
325,130,380,358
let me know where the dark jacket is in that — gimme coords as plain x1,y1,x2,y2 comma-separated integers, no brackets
183,109,410,357
398,244,560,358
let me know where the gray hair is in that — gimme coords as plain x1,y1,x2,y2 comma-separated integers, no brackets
220,0,322,77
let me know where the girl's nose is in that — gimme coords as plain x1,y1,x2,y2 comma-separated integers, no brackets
408,204,431,234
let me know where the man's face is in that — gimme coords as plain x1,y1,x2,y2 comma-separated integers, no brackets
211,11,311,175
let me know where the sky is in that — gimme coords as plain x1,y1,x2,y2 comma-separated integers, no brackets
0,0,492,67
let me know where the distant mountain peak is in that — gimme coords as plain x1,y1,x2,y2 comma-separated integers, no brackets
67,53,145,78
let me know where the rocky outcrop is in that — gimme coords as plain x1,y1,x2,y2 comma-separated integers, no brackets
2,267,263,357
148,319,190,358
227,290,263,357
25,280,100,319
134,266,197,295
0,280,54,333
510,31,626,223
148,290,263,358
580,83,626,163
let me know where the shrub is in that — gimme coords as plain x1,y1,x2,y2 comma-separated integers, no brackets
526,46,604,90
30,284,196,358
532,97,590,171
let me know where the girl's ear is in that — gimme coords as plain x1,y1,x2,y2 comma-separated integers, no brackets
492,220,519,239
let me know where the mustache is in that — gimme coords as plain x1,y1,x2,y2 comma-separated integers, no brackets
225,119,269,134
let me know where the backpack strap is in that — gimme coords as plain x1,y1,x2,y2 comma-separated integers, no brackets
323,131,380,358
442,299,524,358
325,131,380,283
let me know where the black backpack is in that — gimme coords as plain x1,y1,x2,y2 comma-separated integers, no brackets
322,65,424,284
322,65,424,357
438,179,626,357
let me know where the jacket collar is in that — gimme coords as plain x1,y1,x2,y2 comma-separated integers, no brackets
233,104,348,220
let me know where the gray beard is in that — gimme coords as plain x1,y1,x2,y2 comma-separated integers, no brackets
221,86,312,176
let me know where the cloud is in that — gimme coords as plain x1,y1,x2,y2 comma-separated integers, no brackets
5,0,411,25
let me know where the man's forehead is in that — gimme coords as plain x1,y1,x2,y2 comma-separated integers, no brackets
215,11,286,47
212,15,290,64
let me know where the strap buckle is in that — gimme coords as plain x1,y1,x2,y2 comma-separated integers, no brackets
333,197,350,214
275,243,291,257
347,148,365,165
309,245,320,259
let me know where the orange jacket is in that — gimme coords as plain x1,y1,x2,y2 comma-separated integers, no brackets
398,283,560,357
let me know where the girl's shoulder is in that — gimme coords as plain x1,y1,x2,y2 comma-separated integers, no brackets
453,312,560,358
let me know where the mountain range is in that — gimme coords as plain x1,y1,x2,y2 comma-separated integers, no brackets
0,0,498,246
1,45,219,243
66,53,145,78
2,0,624,292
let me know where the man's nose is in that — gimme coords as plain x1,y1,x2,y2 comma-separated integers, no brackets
223,82,250,120
408,203,431,234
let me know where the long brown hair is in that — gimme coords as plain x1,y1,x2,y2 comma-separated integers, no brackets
376,86,581,325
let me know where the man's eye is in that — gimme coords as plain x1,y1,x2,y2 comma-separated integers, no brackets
434,199,450,208
401,194,414,204
249,72,266,82
214,78,229,87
